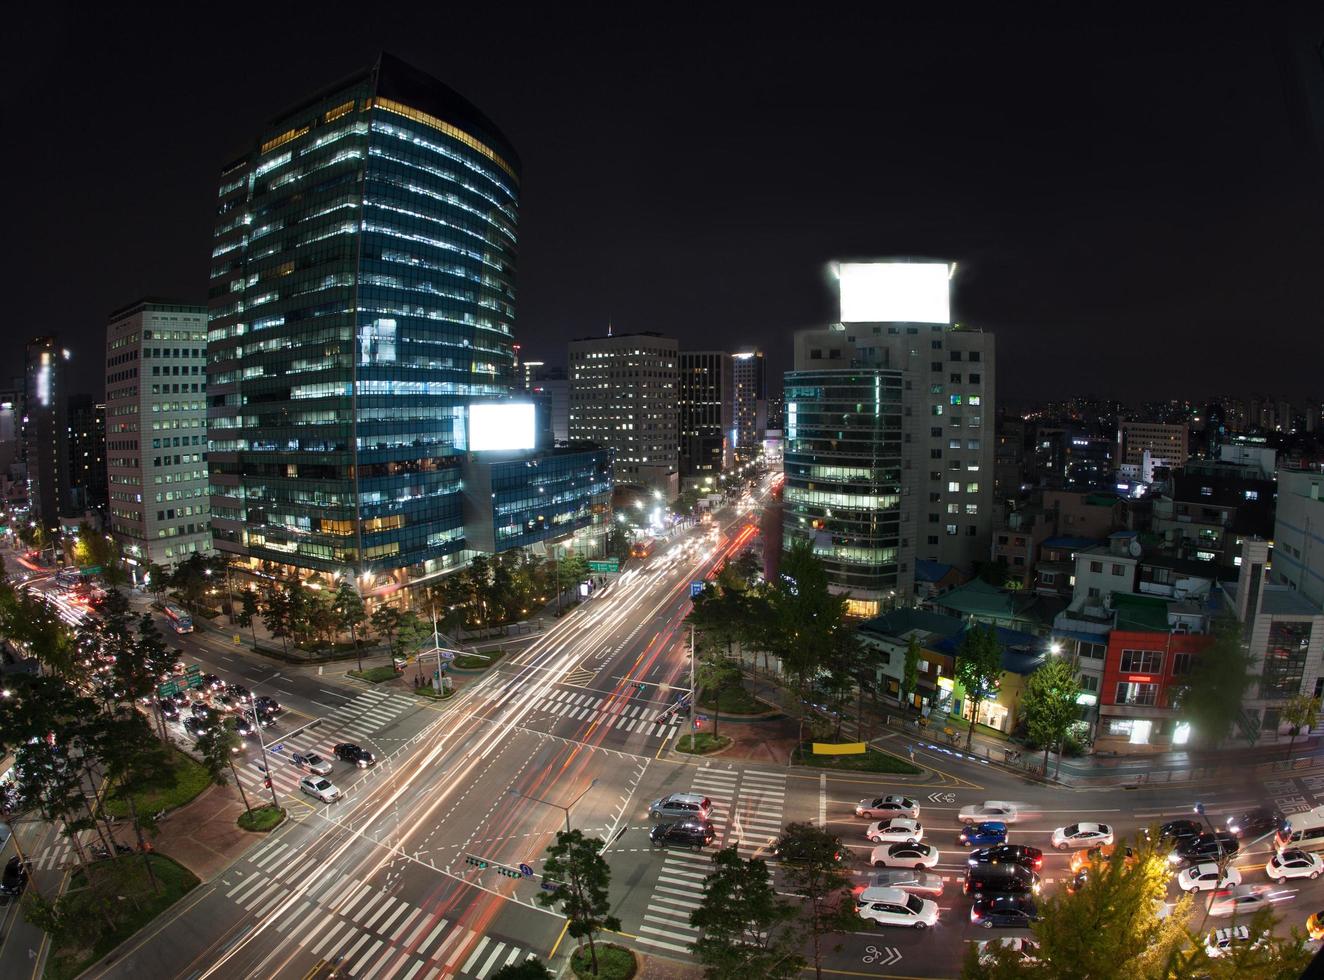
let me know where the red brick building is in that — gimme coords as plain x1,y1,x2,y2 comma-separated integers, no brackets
1097,628,1212,753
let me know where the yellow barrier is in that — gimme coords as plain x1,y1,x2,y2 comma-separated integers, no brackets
812,742,867,755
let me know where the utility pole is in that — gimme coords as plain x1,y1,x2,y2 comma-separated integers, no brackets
689,624,696,739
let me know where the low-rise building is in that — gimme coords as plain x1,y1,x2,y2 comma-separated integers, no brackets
857,609,963,713
1152,462,1275,569
914,559,963,601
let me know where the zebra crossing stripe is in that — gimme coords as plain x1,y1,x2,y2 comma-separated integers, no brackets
461,936,491,974
354,941,387,980
476,941,508,979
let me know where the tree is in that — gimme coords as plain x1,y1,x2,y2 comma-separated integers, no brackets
964,834,1189,980
1281,694,1320,759
333,578,368,668
689,846,804,980
1172,613,1255,747
144,562,170,604
260,580,292,655
169,554,213,614
1021,657,1081,778
775,823,856,980
394,612,430,660
694,654,741,738
136,614,179,739
954,624,1004,749
195,720,254,816
489,960,553,980
236,590,260,649
371,605,402,656
534,829,620,975
900,635,922,710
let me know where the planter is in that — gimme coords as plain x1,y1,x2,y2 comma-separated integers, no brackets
570,943,637,980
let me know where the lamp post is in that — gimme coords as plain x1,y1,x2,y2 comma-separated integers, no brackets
507,778,599,835
245,670,283,810
1193,800,1232,934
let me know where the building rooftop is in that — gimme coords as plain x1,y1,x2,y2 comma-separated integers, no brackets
1111,593,1172,631
931,625,1050,675
1042,536,1103,551
858,608,966,644
914,559,955,583
1222,580,1323,618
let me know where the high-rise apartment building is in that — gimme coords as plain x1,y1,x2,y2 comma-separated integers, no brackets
65,395,107,518
1116,420,1189,482
569,333,679,499
785,260,996,614
732,351,766,459
678,350,733,477
24,337,68,530
105,300,212,564
1275,469,1324,609
206,54,521,588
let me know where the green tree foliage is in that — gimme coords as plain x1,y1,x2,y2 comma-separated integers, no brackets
1021,657,1082,778
1179,906,1314,978
195,719,253,815
259,579,292,655
144,561,171,604
900,635,922,709
775,822,856,980
694,654,741,737
1281,694,1320,758
689,846,804,980
534,829,621,975
489,959,554,980
1173,613,1255,747
236,589,260,648
955,624,1004,748
371,605,402,655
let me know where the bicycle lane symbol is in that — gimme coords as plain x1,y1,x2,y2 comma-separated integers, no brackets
863,946,881,964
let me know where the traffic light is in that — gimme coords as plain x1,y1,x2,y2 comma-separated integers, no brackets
496,866,522,879
633,682,645,691
263,777,272,789
465,855,489,869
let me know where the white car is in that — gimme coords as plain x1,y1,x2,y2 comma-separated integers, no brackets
855,795,920,820
866,818,923,844
1177,862,1242,894
300,776,341,803
1051,822,1114,851
1266,848,1324,881
291,752,333,776
855,887,938,929
869,841,940,869
1205,925,1257,958
958,801,1019,825
977,937,1040,966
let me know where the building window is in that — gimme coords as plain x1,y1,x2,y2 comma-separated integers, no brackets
966,504,979,515
1111,564,1124,576
931,362,943,372
927,535,939,545
969,373,981,383
1115,682,1159,707
1079,673,1099,693
1262,620,1312,698
1172,652,1193,676
947,504,960,514
1120,649,1164,673
1087,587,1100,599
930,384,943,395
949,395,962,406
931,340,943,349
969,396,981,406
965,482,979,493
931,449,943,459
950,373,962,383
1245,490,1259,501
949,351,962,361
949,438,961,449
946,524,958,535
948,481,961,492
931,427,943,438
932,405,943,416
1107,719,1134,737
1200,486,1212,497
968,351,980,362
1090,561,1103,573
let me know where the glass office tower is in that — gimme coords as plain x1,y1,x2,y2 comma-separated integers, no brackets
207,54,520,589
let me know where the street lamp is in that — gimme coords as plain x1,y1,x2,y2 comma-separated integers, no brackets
247,671,284,810
1193,801,1232,934
507,778,599,834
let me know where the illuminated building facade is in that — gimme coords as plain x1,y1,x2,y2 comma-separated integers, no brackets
23,337,68,530
732,350,766,459
206,54,521,590
678,350,733,476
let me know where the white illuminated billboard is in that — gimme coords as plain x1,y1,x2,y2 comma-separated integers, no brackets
838,262,950,324
469,402,536,452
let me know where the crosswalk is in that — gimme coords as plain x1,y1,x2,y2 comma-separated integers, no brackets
634,766,788,954
518,683,681,739
227,836,535,979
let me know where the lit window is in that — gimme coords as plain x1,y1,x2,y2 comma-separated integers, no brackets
966,482,979,493
949,395,962,406
968,396,981,406
948,481,960,492
946,524,958,536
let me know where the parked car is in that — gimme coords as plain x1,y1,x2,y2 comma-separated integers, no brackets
1052,823,1114,851
2,856,31,897
970,893,1038,929
648,793,711,821
976,937,1040,967
856,887,938,929
300,776,341,803
334,743,376,768
1208,884,1272,918
1177,862,1243,894
291,752,333,776
967,844,1043,871
869,841,939,869
866,818,923,844
1169,831,1239,867
860,871,944,898
1266,848,1324,881
1205,925,1258,958
958,801,1019,825
854,795,919,820
650,819,716,851
959,822,1008,848
1227,808,1283,840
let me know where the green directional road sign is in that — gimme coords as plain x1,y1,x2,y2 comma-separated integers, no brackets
184,665,204,689
157,680,180,698
588,559,620,574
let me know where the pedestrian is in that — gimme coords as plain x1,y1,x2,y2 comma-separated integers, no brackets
907,745,915,763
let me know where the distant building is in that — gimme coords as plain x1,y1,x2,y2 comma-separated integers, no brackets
732,351,766,459
525,365,569,444
1117,420,1189,482
1151,461,1275,569
65,395,106,518
23,337,68,530
106,300,212,566
1274,469,1324,608
569,333,679,498
678,351,733,477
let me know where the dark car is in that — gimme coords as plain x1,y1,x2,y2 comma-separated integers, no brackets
183,716,211,739
1151,819,1202,845
232,715,256,737
1066,869,1090,894
213,692,238,712
202,673,224,691
964,862,1040,896
970,893,1039,929
650,819,716,850
1226,808,1282,840
2,856,31,897
246,708,276,729
967,844,1044,871
334,743,375,768
1170,831,1239,867
190,702,216,720
253,696,282,716
226,684,252,703
156,699,180,720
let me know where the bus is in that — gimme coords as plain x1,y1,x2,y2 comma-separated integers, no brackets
55,568,82,589
1276,805,1324,853
630,538,656,560
163,603,193,634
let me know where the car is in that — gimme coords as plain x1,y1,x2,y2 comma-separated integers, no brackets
967,844,1044,871
965,861,1040,896
1205,925,1257,958
1266,847,1324,881
1150,819,1202,845
1306,909,1324,941
213,691,239,712
976,937,1040,967
1065,869,1090,894
1,856,31,897
773,836,844,864
300,776,341,803
253,695,282,716
246,708,276,729
169,691,190,710
190,702,217,720
334,743,376,768
970,893,1038,929
156,699,180,720
959,801,1019,825
648,793,711,821
227,684,252,703
866,818,923,844
856,887,938,929
232,715,256,737
854,795,919,820
650,819,716,850
1177,862,1243,894
1069,844,1137,875
958,822,1008,848
860,870,944,898
291,752,333,776
1051,822,1114,851
869,841,939,869
202,673,224,691
1227,808,1282,840
183,716,211,739
1208,884,1272,918
1169,831,1239,866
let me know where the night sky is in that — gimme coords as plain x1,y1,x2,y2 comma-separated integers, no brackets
8,4,1324,403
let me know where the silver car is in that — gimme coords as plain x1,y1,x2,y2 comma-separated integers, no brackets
864,869,944,897
648,793,712,821
300,776,341,804
855,795,920,820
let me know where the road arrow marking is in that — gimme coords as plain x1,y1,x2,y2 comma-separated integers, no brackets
928,792,956,804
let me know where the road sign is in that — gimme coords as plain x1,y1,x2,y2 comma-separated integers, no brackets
157,680,179,698
439,650,457,662
690,581,705,598
588,559,620,573
540,879,563,892
519,863,534,878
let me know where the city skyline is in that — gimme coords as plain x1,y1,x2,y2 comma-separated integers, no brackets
8,5,1324,401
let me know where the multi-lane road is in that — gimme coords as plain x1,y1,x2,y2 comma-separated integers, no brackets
6,494,1324,979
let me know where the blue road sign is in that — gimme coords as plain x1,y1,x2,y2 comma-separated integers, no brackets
519,863,534,878
690,581,704,598
439,650,457,662
540,879,563,891
271,744,285,753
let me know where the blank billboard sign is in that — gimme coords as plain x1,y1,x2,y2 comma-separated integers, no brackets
469,402,536,451
838,262,950,324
